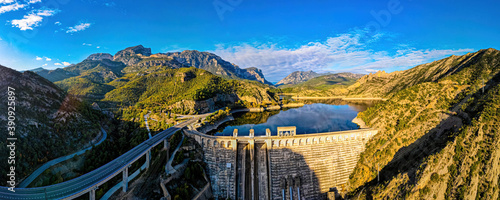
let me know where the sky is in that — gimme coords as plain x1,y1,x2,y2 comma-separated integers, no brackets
0,0,499,82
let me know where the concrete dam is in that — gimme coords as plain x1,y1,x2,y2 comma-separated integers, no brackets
185,127,377,200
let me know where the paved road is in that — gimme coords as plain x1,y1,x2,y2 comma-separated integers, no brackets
165,133,185,175
18,127,108,188
0,114,208,200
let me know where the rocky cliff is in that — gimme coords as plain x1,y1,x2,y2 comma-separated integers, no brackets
276,70,320,85
164,50,272,84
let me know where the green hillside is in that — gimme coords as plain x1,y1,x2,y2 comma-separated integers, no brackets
104,67,276,114
278,73,363,96
0,66,105,183
346,48,500,199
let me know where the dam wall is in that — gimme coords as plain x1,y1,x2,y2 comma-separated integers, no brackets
185,128,377,200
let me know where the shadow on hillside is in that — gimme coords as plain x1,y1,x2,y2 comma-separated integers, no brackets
360,72,500,199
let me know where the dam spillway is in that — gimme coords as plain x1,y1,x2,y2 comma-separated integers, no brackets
185,127,377,200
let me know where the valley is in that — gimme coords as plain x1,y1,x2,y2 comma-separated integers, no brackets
0,47,498,200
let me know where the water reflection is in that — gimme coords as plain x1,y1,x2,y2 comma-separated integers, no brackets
211,100,377,136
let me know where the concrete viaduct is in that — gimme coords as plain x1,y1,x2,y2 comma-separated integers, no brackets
0,116,207,200
185,127,377,200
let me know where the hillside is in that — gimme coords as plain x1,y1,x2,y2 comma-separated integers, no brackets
345,48,500,199
163,50,272,84
0,65,105,184
103,66,276,115
278,72,364,96
276,70,321,85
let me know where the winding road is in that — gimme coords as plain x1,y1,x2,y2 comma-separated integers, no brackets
18,127,108,188
0,113,210,200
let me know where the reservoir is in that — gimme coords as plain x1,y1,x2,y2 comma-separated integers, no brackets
210,100,376,136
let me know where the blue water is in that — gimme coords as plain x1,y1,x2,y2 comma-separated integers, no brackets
212,103,362,136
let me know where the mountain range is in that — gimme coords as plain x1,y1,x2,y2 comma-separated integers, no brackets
34,45,271,85
276,70,365,87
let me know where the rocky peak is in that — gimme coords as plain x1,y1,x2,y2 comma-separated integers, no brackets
243,67,272,85
276,70,320,85
85,53,113,61
116,45,152,57
164,50,271,84
113,45,152,65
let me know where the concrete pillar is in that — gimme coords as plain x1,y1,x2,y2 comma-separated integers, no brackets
122,167,128,192
146,149,151,168
267,139,273,199
281,178,286,200
241,145,247,200
89,188,96,200
232,140,237,151
249,139,255,200
163,139,168,149
266,128,271,137
295,176,301,200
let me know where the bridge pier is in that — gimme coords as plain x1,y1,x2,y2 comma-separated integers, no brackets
122,167,129,192
89,187,96,200
164,139,168,149
146,149,151,168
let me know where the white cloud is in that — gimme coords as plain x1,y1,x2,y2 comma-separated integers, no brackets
42,63,47,66
36,56,42,60
82,43,92,46
45,57,51,61
96,46,100,49
27,0,41,4
66,22,92,33
54,21,61,26
0,0,15,4
214,31,473,82
0,3,26,14
54,63,62,66
62,61,70,66
10,8,59,30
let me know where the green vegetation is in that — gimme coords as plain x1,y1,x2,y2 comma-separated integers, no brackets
276,73,360,97
168,161,207,200
103,67,277,114
347,48,500,199
205,107,231,124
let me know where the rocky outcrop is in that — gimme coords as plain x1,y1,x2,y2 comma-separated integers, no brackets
113,45,152,65
276,70,320,85
243,67,272,85
165,50,272,84
169,93,240,114
277,71,365,86
85,53,113,61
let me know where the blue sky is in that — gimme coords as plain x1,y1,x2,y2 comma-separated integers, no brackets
0,0,499,82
